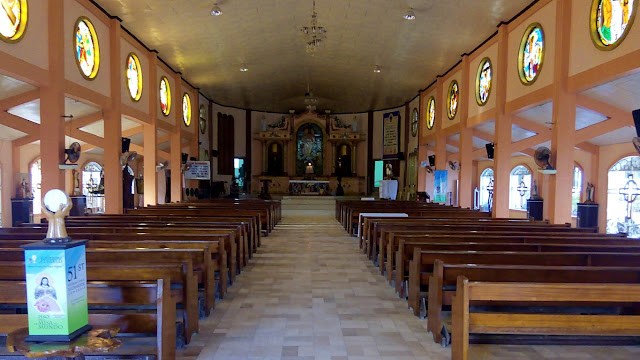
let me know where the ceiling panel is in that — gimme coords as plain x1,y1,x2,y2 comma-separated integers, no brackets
512,124,537,142
65,98,100,120
472,136,491,149
94,0,532,113
575,106,608,131
581,72,640,113
588,126,636,146
79,120,105,138
446,144,459,153
0,74,36,101
475,120,495,137
8,99,40,123
122,117,141,132
0,124,27,141
516,102,553,128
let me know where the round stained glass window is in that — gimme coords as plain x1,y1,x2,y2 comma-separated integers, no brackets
411,108,418,137
183,93,191,126
126,53,142,101
426,97,435,130
74,17,100,80
476,58,492,106
199,105,206,134
591,0,637,50
0,0,27,43
518,23,544,85
447,80,459,120
159,76,171,116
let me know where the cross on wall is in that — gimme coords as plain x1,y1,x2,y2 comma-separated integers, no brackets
619,174,640,220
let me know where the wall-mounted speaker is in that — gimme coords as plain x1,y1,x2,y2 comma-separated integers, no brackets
428,155,435,167
122,137,131,153
398,152,405,161
485,143,495,159
181,153,189,164
632,109,640,137
211,150,219,157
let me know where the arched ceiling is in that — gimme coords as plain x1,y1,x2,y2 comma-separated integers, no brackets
95,0,533,113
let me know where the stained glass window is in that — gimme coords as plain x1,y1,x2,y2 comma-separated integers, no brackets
518,24,544,85
160,76,171,116
199,105,206,134
447,81,459,120
479,168,494,212
426,97,435,130
607,156,640,238
411,108,418,137
182,93,191,126
126,53,142,101
476,58,492,105
591,0,637,49
509,165,532,210
0,0,27,43
572,166,583,217
74,17,100,80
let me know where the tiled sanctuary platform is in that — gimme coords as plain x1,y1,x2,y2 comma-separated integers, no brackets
177,214,640,360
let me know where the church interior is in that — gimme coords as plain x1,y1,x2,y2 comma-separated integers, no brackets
0,0,640,359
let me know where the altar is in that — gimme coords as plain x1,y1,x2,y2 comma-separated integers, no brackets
289,180,330,195
253,110,367,195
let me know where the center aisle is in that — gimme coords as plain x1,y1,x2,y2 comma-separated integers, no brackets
177,214,449,360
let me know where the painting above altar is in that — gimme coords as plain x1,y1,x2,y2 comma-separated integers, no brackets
296,122,324,176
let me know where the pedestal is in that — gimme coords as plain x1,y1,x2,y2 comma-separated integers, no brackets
526,199,544,221
577,203,599,229
69,196,86,217
11,198,33,226
22,240,90,342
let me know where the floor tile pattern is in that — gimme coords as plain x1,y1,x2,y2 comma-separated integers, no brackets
177,215,640,360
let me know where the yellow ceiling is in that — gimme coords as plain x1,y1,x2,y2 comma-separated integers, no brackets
95,0,532,113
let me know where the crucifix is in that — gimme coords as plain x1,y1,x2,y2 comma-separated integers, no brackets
517,180,528,208
619,174,640,220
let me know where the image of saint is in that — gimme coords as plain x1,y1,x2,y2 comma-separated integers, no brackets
127,57,139,97
160,81,169,113
599,0,633,44
523,29,542,81
34,276,61,314
0,0,20,38
301,128,317,161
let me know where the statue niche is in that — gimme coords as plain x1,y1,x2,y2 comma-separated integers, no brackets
335,143,352,177
296,122,323,176
267,142,284,176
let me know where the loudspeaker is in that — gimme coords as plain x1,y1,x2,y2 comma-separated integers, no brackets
211,150,219,157
428,155,435,167
398,152,405,160
485,143,495,159
122,138,131,153
181,153,189,164
633,109,640,137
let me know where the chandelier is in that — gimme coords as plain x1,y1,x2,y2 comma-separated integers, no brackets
300,0,327,53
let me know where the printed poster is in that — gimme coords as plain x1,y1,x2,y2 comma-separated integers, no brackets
383,111,400,159
434,170,448,203
184,161,211,180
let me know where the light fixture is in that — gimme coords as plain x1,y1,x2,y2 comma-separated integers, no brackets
240,65,248,72
300,0,327,53
374,65,381,73
403,8,416,20
210,3,222,16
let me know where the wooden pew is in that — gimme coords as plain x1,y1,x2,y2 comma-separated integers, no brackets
0,279,176,360
406,249,640,317
450,277,640,360
428,261,640,346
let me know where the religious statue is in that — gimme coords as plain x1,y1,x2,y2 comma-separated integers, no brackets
384,163,393,180
530,179,542,200
261,116,267,132
585,182,595,204
352,117,358,132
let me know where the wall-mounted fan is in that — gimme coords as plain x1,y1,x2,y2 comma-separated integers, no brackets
59,142,81,169
534,146,556,174
156,161,169,172
448,161,459,171
633,137,640,154
426,166,434,174
120,151,138,166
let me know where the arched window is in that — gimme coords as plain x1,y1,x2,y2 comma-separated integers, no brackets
572,165,583,217
607,156,640,238
509,165,531,210
30,159,41,215
479,168,494,212
82,162,102,196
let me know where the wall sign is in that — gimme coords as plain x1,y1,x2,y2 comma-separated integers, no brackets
434,170,448,203
184,161,210,180
383,111,401,159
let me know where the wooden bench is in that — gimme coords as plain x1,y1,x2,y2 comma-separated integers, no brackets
407,249,640,317
428,261,640,347
451,277,640,360
0,279,176,360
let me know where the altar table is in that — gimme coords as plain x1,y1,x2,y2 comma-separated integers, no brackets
289,180,330,195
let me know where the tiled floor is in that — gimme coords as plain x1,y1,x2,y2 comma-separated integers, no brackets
177,215,640,360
